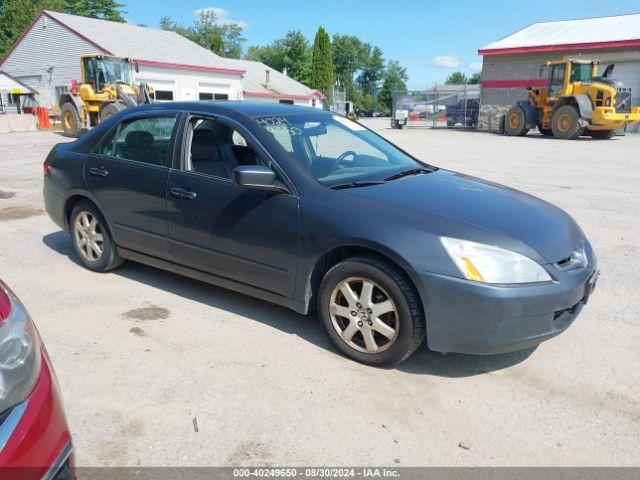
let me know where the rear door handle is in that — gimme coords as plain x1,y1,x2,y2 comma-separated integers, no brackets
170,187,197,200
89,167,109,177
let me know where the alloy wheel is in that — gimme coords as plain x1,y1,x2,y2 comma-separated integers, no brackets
74,211,104,262
329,276,399,354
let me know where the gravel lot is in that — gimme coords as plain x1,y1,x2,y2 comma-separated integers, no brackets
0,121,639,467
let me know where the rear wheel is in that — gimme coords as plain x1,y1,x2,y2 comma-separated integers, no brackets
589,129,615,140
551,105,582,139
504,105,529,136
70,201,123,272
61,103,81,138
318,255,425,367
99,102,127,122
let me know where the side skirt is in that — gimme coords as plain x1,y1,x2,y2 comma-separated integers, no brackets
118,247,307,314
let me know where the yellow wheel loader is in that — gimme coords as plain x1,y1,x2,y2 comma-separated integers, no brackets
504,60,640,140
59,55,154,137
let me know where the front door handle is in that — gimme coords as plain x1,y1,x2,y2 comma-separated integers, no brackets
89,167,109,177
170,187,197,200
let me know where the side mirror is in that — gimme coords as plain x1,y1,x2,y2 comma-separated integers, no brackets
233,165,288,193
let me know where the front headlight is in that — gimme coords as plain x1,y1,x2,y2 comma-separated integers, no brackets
0,284,41,414
441,237,552,284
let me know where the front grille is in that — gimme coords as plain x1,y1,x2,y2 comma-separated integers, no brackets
616,89,633,113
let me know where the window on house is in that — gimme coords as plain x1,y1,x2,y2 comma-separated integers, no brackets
214,93,229,101
154,90,174,101
279,99,295,105
312,98,317,108
199,92,214,101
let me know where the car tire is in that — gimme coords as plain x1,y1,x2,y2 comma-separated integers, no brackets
70,201,123,272
551,105,582,140
504,105,529,136
589,129,615,140
318,255,425,367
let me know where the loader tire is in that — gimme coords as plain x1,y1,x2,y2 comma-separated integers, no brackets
505,105,529,136
61,103,81,138
99,102,127,122
589,130,615,140
551,105,582,140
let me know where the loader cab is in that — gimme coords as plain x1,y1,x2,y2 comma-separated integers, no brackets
547,60,598,98
81,55,133,93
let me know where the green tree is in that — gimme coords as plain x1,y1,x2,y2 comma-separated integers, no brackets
469,72,482,84
210,30,224,56
358,45,384,95
0,0,66,58
245,43,285,72
332,34,367,92
65,0,126,22
445,71,468,85
310,26,334,105
280,30,311,84
160,10,245,59
378,60,408,111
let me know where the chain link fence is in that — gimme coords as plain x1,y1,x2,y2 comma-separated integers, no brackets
391,84,481,130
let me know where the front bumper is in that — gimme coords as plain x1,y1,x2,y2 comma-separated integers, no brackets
417,265,598,355
0,353,74,479
591,106,640,127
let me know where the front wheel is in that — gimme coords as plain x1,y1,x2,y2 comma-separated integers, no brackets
318,256,425,367
551,105,582,139
60,103,81,138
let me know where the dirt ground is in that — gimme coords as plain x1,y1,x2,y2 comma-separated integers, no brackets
0,122,638,467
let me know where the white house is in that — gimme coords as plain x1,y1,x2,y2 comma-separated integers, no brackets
0,10,324,112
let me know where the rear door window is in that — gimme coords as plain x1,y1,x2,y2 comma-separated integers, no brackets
111,116,177,166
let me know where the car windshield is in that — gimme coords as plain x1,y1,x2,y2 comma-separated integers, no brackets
570,63,592,82
255,114,424,186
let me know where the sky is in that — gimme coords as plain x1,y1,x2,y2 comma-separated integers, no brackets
124,0,640,90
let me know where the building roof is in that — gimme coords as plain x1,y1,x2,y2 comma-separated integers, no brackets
41,11,244,75
225,58,326,100
479,12,640,55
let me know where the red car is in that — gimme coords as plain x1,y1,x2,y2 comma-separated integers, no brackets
0,280,74,480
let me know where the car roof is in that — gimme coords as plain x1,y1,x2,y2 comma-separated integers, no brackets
131,101,331,119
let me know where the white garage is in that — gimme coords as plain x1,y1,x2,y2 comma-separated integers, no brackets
0,10,324,113
478,13,640,132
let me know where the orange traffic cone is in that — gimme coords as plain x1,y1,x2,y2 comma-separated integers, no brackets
37,107,51,130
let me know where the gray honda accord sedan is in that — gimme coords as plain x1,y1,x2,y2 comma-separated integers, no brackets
43,102,598,366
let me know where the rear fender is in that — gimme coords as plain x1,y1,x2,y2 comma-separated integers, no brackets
517,100,539,128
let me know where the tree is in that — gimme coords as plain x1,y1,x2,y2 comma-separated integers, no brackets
65,0,127,22
469,72,482,84
160,10,246,58
358,46,384,96
0,0,66,59
210,30,224,56
332,34,367,91
280,30,311,84
445,71,468,85
378,60,408,111
311,26,334,105
245,43,285,72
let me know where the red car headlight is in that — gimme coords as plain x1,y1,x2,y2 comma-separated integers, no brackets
0,282,42,413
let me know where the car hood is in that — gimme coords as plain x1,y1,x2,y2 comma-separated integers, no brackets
344,169,584,263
